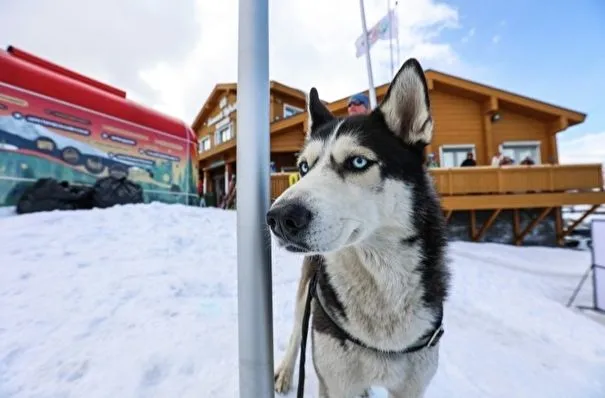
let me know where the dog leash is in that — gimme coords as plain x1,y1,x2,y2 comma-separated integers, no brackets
297,269,318,398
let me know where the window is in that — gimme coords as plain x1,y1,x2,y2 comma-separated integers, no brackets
199,137,211,152
500,141,541,165
214,123,233,145
439,145,476,168
283,104,303,118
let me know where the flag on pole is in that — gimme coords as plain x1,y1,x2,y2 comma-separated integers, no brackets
354,9,398,58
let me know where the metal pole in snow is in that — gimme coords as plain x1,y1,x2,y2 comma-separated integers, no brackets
236,0,274,395
359,0,378,109
395,0,401,66
388,0,394,78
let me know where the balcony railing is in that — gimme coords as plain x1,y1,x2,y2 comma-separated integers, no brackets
271,164,604,201
431,164,603,195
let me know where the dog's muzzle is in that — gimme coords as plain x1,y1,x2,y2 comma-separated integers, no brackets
266,202,312,252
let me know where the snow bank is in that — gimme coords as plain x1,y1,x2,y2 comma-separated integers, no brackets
0,203,604,397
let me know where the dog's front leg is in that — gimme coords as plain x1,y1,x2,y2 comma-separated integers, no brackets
388,348,439,398
274,256,317,394
316,379,370,398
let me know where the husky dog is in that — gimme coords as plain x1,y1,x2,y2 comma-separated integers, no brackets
266,58,450,398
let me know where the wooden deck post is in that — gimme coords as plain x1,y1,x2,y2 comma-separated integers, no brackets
481,96,498,165
554,206,563,246
225,162,233,193
469,210,477,240
472,209,502,242
513,209,521,246
514,207,553,246
557,204,600,245
203,169,210,195
444,210,453,224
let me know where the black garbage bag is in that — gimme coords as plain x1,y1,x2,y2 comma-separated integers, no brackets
91,176,144,208
16,178,94,215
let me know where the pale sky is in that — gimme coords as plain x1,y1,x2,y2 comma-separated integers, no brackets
0,0,603,166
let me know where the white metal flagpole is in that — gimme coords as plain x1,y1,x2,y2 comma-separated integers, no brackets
236,0,274,395
395,0,401,66
359,0,378,109
388,0,394,78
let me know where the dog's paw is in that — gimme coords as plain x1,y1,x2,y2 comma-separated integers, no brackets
274,365,293,394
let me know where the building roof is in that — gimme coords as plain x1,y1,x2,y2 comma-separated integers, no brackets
269,70,586,137
191,83,237,133
191,80,316,132
427,70,585,123
325,69,586,126
194,69,587,160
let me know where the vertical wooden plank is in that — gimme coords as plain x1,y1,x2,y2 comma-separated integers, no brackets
426,144,433,160
548,135,558,164
513,209,521,246
203,169,210,195
482,114,493,165
269,94,275,121
547,116,566,164
548,166,555,192
302,117,309,136
470,210,477,241
554,206,563,246
481,96,497,165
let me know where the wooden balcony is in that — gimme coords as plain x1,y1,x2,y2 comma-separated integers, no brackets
271,164,605,247
272,164,604,204
430,164,604,210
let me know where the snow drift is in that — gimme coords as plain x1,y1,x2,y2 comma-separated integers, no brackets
0,203,604,397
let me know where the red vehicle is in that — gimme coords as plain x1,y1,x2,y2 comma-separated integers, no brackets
0,46,199,206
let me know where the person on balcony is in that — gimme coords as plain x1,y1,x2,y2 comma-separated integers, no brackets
460,152,477,167
500,156,514,166
520,156,535,165
347,93,370,115
491,151,503,166
426,153,439,168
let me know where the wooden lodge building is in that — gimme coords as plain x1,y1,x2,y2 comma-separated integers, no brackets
192,71,605,247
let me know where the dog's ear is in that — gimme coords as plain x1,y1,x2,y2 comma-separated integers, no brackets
377,58,432,147
306,87,335,137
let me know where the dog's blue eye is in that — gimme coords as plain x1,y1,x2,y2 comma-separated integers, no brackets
298,161,309,176
349,156,369,170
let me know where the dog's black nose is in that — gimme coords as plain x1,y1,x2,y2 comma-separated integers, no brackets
266,202,313,240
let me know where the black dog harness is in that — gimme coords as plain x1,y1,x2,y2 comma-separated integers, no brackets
296,270,444,398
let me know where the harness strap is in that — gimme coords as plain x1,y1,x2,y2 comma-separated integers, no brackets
296,269,444,397
315,287,444,355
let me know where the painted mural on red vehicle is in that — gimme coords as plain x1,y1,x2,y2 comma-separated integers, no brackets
0,83,199,206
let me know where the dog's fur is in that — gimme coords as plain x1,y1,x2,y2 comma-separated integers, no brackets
266,58,450,398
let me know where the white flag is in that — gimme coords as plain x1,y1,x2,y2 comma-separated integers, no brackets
354,9,398,58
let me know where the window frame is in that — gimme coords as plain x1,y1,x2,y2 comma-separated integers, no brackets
199,136,211,152
439,144,477,168
499,140,541,165
283,104,304,118
214,123,233,145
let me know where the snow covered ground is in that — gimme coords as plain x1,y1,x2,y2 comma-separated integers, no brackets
1,203,604,398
